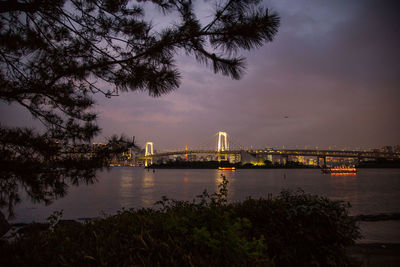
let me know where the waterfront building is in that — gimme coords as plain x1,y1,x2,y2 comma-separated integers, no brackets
308,158,317,166
229,153,241,164
381,146,394,153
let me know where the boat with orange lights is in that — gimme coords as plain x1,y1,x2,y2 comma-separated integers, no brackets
322,167,357,175
218,167,236,171
109,164,122,167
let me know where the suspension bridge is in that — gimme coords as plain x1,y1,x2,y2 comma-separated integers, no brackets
137,131,400,166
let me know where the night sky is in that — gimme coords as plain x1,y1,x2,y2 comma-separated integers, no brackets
1,0,399,151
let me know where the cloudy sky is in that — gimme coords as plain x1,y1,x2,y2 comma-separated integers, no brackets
1,0,399,151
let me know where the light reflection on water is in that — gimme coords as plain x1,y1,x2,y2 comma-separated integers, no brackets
141,171,155,206
118,169,136,207
7,168,400,226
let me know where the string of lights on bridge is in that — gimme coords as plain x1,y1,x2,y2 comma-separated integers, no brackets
141,131,399,160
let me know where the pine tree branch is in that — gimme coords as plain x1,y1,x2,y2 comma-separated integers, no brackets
0,0,42,14
202,0,233,33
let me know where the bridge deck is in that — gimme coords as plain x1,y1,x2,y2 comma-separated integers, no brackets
138,149,399,160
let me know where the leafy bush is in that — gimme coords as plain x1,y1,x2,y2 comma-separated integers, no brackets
231,190,360,266
0,176,360,266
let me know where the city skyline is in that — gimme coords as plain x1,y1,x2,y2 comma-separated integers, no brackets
1,0,399,151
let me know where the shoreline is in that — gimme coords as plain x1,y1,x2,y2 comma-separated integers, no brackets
347,243,400,266
4,220,400,246
3,213,400,239
140,166,400,169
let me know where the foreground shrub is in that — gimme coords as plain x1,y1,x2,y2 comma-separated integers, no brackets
0,176,360,266
231,191,360,266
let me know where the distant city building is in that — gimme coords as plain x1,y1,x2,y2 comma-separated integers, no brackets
229,153,241,163
188,154,197,161
381,146,394,153
292,155,305,164
265,154,273,163
308,158,317,166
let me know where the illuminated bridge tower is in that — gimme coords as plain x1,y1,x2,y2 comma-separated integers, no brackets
217,131,229,161
145,142,154,166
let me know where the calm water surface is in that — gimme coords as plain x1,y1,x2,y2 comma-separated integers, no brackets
7,168,400,243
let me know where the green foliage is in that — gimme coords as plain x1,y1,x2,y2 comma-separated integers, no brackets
1,175,360,266
232,190,361,266
47,210,64,231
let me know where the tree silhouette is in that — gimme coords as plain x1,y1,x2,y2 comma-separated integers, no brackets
0,0,279,215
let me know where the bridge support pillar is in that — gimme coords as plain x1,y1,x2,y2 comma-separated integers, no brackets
144,142,154,167
145,157,153,167
281,155,288,165
217,132,229,152
216,131,229,162
145,142,154,156
217,153,228,162
317,156,327,168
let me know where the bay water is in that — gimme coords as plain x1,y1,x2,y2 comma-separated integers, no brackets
7,168,400,243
